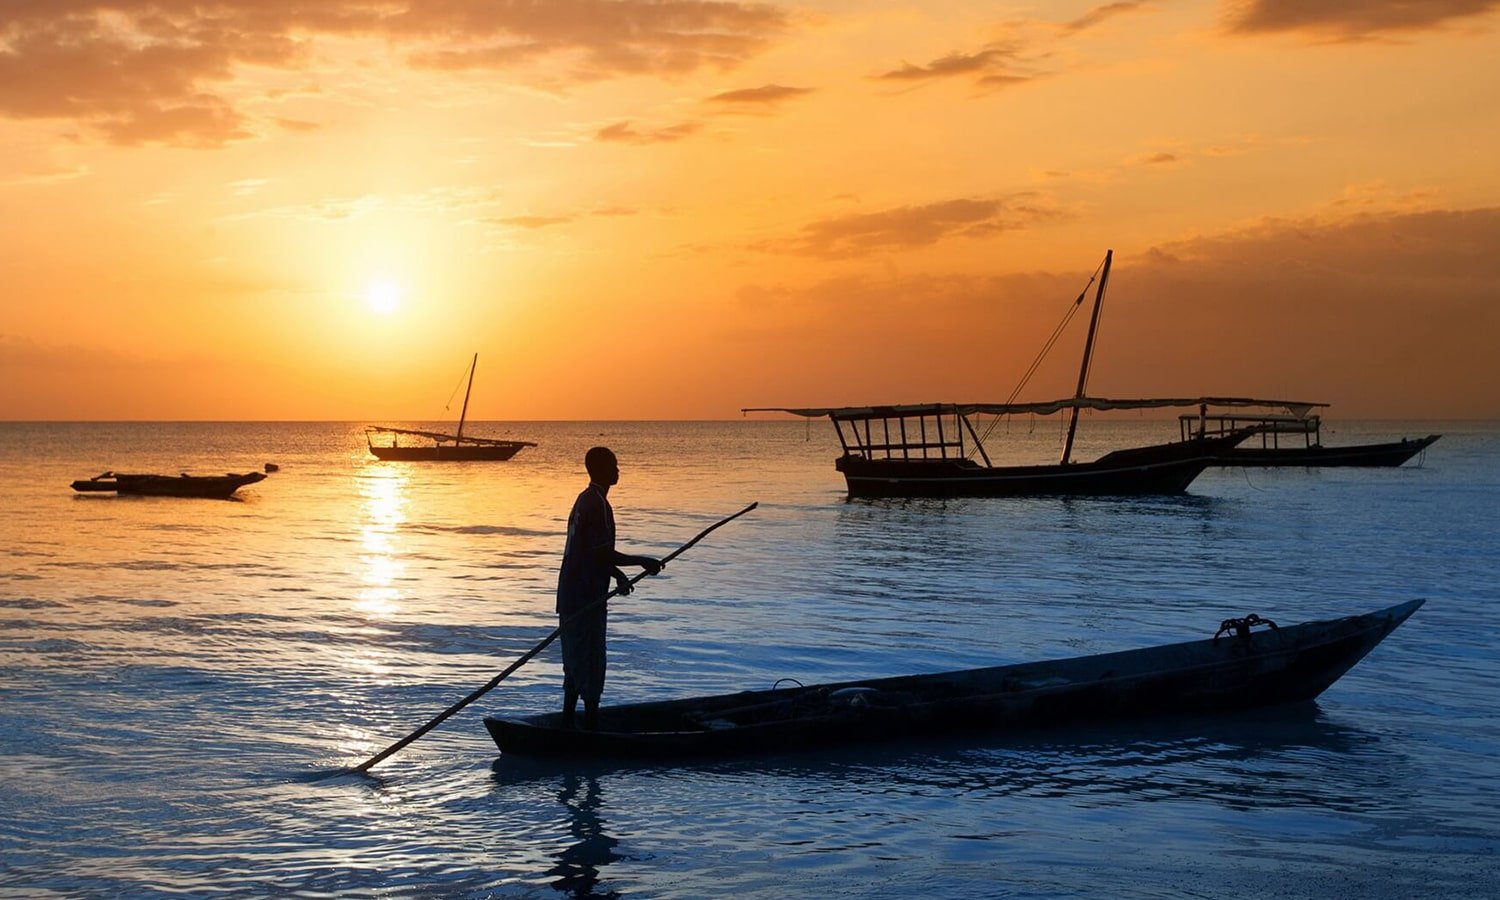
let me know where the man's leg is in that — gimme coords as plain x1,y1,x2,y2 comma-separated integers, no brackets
582,607,606,730
560,615,580,727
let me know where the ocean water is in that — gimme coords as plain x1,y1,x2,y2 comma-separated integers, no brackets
1,419,1497,898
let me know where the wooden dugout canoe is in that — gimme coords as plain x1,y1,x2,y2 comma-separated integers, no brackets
70,471,266,499
484,599,1422,760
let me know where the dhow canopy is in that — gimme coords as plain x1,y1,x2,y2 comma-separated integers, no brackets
743,396,1328,422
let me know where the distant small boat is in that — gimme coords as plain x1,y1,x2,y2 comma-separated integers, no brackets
1178,403,1441,468
70,471,267,500
367,353,536,461
485,599,1422,760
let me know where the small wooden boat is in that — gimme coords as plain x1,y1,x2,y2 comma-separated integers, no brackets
70,471,266,499
485,599,1421,760
368,353,536,461
1179,404,1440,468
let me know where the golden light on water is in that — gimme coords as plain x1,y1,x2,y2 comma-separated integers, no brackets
355,468,408,618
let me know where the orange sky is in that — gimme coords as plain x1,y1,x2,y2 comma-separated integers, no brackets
2,1,1498,420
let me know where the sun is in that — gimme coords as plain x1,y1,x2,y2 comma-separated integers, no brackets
365,279,402,315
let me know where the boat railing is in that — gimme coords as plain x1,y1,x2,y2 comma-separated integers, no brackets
1180,413,1321,449
831,406,992,465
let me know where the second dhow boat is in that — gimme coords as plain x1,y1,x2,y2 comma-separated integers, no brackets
367,353,537,461
1177,402,1440,468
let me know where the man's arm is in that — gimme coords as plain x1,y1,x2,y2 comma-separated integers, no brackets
591,547,663,596
610,550,663,576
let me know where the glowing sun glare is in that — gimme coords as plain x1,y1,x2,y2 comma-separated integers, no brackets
365,280,401,315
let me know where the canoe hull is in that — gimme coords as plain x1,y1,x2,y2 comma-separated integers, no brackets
485,600,1422,760
1219,434,1440,468
835,433,1248,498
70,472,266,499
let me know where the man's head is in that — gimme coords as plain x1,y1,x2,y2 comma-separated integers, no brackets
585,446,619,486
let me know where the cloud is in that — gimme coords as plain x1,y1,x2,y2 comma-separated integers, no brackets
1224,0,1500,40
1098,207,1500,414
875,47,1023,82
871,4,1155,93
871,39,1047,93
479,204,646,229
730,206,1500,417
0,162,92,187
1141,151,1180,165
705,84,813,107
594,120,702,144
767,195,1060,258
1065,1,1154,32
0,1,789,146
484,214,575,229
226,178,270,196
274,117,322,133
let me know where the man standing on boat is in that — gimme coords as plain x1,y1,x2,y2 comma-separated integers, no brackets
557,447,663,729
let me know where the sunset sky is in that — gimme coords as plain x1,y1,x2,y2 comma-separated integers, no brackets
2,0,1498,420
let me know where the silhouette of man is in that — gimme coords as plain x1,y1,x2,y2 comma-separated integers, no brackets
557,447,662,729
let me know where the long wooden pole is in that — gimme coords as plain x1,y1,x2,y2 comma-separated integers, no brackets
1061,249,1112,465
454,353,477,443
338,502,759,775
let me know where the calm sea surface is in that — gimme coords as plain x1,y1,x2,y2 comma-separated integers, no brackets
2,420,1497,898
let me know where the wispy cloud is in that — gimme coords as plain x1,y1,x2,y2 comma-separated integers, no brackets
1,163,93,187
484,214,574,229
274,118,322,133
870,3,1154,93
874,47,1033,85
594,120,702,144
705,84,814,107
766,195,1059,258
1225,0,1500,41
1065,1,1155,33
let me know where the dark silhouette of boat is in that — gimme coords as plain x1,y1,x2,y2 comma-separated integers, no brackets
1177,403,1440,468
1226,435,1440,467
747,251,1267,497
367,353,536,461
70,471,266,499
484,600,1421,760
747,399,1254,498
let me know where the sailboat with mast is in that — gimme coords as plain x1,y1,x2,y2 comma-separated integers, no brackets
745,250,1255,498
366,353,537,461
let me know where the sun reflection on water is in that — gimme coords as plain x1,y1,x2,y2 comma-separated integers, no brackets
356,467,409,618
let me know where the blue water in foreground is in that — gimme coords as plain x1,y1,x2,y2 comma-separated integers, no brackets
2,420,1497,897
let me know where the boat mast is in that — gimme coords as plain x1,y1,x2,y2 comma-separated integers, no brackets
455,353,477,442
1061,249,1112,465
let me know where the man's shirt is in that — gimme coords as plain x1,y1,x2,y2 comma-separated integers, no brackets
556,485,616,616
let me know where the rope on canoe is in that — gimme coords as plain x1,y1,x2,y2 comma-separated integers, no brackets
1214,614,1279,643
